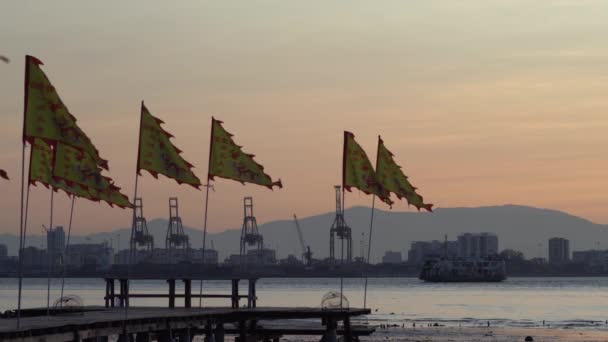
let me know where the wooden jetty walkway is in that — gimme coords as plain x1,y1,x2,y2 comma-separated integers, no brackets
1,277,374,342
0,306,373,342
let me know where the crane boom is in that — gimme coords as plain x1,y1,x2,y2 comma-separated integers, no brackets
293,214,307,254
293,214,313,266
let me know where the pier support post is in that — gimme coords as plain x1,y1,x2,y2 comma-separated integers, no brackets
343,316,353,342
247,279,257,308
168,279,176,308
105,278,111,308
183,279,192,308
110,279,115,307
323,318,337,342
157,330,171,342
135,332,150,342
237,320,247,342
118,332,133,342
204,321,215,342
231,279,240,308
119,279,129,307
174,329,190,342
214,323,225,342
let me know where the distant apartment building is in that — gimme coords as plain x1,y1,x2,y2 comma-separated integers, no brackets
114,247,219,265
572,249,608,272
548,237,570,264
65,243,113,269
457,233,498,258
47,226,65,254
382,251,402,264
0,244,7,259
407,240,458,264
21,246,47,267
225,249,277,265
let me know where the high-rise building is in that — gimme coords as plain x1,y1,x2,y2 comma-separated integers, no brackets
548,237,570,264
382,251,402,264
46,226,65,266
0,243,8,259
47,226,65,255
407,240,458,264
457,233,498,258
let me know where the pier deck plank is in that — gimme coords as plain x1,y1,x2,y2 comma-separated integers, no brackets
0,306,370,341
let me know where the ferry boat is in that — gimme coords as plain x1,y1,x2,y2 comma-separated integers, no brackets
419,257,507,282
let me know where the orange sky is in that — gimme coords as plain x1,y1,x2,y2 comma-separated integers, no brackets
1,1,608,236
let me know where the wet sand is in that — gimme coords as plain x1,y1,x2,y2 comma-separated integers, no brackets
357,326,608,342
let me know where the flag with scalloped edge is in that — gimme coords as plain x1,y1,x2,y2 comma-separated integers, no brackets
208,117,282,189
342,131,392,206
53,142,111,191
376,136,432,212
23,55,108,169
29,138,93,199
137,102,201,188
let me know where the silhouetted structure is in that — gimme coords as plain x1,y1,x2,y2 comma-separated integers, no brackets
240,197,263,261
548,237,570,264
130,198,154,256
329,185,352,263
166,197,189,253
293,214,313,266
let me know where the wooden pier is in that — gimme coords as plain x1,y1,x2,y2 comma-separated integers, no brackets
0,307,372,342
1,277,374,342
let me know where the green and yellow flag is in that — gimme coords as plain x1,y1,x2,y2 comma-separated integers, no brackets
137,103,201,188
0,169,8,180
23,55,108,169
53,143,111,191
376,136,433,212
90,184,133,209
342,131,392,206
208,118,282,189
30,139,132,208
29,138,93,199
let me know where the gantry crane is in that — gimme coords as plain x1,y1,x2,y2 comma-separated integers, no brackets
166,197,189,251
240,197,263,261
130,198,154,260
329,185,352,263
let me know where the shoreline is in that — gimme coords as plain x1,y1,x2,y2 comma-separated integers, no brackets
366,326,608,341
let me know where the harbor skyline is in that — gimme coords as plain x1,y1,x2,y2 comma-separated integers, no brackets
3,1,608,235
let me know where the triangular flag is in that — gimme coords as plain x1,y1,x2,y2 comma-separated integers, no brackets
208,117,282,189
343,131,392,206
376,136,432,212
137,102,201,188
23,55,108,169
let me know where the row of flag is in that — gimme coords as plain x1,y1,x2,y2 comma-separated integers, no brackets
344,131,433,211
17,55,283,208
11,54,429,212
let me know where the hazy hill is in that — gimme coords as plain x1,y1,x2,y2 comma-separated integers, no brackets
2,205,607,262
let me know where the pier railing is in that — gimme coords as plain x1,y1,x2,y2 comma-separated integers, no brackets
104,277,257,309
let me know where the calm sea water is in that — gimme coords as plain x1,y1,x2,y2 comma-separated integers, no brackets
2,277,608,330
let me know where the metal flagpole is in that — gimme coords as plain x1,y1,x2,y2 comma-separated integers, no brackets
16,142,28,328
19,56,34,327
126,101,145,321
60,197,76,303
363,196,376,309
46,189,54,317
125,171,139,320
340,186,345,308
200,118,217,308
199,182,212,308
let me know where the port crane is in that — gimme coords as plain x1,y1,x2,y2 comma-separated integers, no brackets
130,198,154,257
240,197,264,262
293,214,313,266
